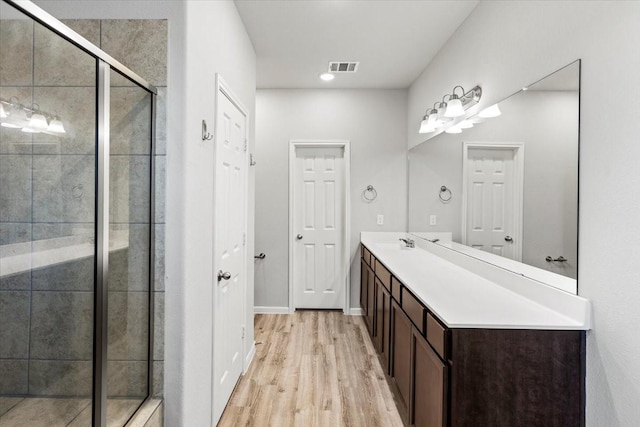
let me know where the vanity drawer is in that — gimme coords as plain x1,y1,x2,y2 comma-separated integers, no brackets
401,287,426,334
362,246,372,266
375,261,392,293
391,277,402,302
426,312,448,360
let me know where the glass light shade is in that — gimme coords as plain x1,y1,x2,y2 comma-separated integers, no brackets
47,118,66,134
419,114,437,134
6,107,29,127
27,113,48,130
0,103,7,118
436,106,451,125
478,104,502,118
458,119,474,129
445,124,462,134
21,127,40,133
444,97,465,117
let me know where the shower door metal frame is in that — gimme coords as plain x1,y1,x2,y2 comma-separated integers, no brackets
2,1,158,426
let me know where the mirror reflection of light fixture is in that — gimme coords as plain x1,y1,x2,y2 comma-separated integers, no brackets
458,119,474,129
445,124,463,134
479,103,502,118
47,117,66,134
27,106,49,131
0,97,66,134
418,85,482,134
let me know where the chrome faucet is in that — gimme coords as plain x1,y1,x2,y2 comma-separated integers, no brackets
399,238,415,248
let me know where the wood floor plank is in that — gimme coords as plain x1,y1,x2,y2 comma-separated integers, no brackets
218,312,403,427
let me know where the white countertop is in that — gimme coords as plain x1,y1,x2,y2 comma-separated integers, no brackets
362,232,590,330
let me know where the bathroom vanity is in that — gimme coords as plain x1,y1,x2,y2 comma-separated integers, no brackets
360,232,590,427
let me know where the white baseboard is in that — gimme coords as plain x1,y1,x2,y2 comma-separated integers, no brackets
243,341,256,373
254,306,291,314
348,307,364,316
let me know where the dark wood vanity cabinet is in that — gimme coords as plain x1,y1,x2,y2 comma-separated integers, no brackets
412,326,447,427
360,251,375,335
360,244,585,427
375,278,391,372
391,300,413,414
360,258,368,314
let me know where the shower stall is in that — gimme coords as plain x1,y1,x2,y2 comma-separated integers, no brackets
1,1,156,425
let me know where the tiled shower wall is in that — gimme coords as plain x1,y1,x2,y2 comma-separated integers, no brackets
0,18,166,398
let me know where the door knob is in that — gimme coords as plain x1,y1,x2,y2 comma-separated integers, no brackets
504,236,513,242
296,234,303,240
218,270,231,282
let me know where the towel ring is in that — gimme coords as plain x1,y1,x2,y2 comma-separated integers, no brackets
439,185,452,202
363,185,377,202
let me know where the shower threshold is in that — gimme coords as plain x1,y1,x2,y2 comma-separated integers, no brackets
0,396,143,426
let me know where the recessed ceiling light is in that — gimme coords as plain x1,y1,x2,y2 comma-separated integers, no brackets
320,73,335,81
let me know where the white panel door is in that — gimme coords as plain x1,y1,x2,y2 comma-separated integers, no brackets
465,147,520,260
213,88,247,425
292,146,345,309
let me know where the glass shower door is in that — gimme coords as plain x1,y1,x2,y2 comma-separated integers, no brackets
0,12,97,425
106,69,152,424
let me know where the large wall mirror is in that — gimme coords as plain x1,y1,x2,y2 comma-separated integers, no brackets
408,60,580,294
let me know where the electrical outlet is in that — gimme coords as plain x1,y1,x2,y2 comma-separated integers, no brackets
377,214,384,225
430,215,437,226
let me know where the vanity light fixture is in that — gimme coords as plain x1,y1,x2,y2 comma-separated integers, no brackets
444,86,466,117
0,97,66,134
478,103,502,118
418,85,482,134
26,105,49,131
47,116,66,134
419,102,441,133
320,73,335,81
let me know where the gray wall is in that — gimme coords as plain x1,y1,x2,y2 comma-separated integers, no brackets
407,2,640,425
409,91,578,278
255,89,408,310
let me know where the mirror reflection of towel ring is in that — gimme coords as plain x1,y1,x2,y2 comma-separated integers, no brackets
439,185,452,202
363,185,377,202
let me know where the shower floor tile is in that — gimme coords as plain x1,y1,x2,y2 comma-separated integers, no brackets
0,397,143,427
0,397,90,426
0,398,23,417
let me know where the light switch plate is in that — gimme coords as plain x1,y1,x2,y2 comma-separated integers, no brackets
377,214,384,225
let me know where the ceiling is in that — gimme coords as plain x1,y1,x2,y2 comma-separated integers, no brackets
234,0,479,89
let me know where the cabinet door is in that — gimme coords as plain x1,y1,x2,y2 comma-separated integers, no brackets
391,300,412,413
366,263,376,336
360,258,368,313
376,280,391,373
412,327,447,427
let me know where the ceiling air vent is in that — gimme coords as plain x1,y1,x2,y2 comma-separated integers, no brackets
328,61,359,73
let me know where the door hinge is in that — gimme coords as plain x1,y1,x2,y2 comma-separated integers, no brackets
242,232,246,246
244,139,248,152
241,326,245,340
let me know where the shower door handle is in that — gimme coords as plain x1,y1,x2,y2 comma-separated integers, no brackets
218,270,231,282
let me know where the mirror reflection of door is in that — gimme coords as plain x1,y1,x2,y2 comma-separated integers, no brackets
462,143,524,261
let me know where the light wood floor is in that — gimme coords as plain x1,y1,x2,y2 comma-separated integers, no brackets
218,311,403,427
